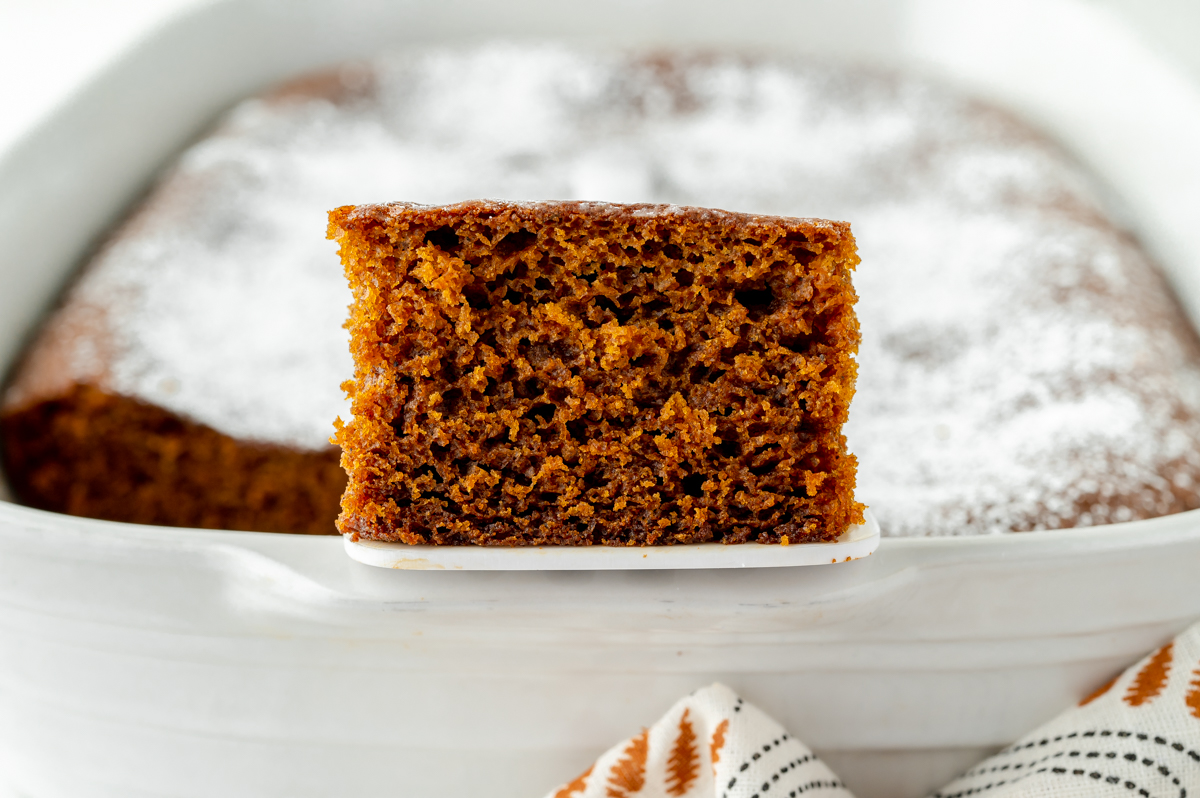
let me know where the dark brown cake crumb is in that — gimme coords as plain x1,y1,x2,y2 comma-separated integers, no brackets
330,200,863,546
0,385,345,534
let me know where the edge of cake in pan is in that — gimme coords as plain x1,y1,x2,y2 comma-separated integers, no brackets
0,77,356,535
329,199,864,546
0,384,344,533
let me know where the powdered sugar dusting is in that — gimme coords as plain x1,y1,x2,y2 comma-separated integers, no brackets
54,44,1200,534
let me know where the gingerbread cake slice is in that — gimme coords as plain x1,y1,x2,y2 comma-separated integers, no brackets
329,200,863,546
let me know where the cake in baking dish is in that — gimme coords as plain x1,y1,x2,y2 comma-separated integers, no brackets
330,200,863,545
4,44,1200,537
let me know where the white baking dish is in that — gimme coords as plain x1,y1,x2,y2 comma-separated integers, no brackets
2,1,1200,797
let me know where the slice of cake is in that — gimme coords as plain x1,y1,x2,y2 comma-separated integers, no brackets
329,200,864,546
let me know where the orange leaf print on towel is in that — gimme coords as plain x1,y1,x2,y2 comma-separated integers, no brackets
606,729,649,798
1125,643,1173,707
554,765,593,798
1079,674,1118,706
1187,665,1200,720
666,709,699,796
709,718,729,775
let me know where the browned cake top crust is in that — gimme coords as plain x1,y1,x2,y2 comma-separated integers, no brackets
330,200,863,546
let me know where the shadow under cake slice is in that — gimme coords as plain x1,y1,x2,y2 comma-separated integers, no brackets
329,200,863,546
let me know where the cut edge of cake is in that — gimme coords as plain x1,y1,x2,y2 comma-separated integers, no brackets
331,199,862,546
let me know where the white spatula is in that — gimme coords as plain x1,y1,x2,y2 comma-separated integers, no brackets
344,509,879,570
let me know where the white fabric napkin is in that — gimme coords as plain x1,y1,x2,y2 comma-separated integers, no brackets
933,620,1200,797
544,621,1200,798
545,682,852,798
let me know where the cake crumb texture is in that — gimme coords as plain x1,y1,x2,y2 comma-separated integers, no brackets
331,200,863,545
1,385,344,533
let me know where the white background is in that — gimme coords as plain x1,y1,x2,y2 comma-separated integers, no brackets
1,0,1199,158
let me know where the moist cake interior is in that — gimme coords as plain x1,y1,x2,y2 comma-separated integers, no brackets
331,200,862,545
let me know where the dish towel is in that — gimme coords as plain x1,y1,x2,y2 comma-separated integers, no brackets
543,620,1200,798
